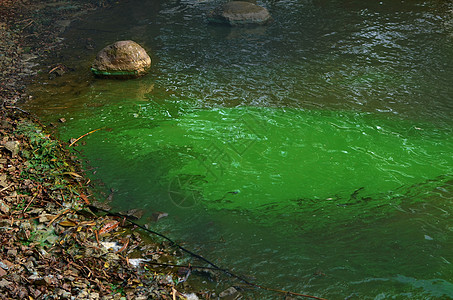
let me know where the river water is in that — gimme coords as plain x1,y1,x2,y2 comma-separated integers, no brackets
25,0,453,298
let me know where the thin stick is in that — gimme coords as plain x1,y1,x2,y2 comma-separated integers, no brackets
4,106,30,115
23,194,37,213
143,261,218,271
21,20,34,31
69,128,103,147
95,230,100,246
23,185,41,213
47,208,71,227
0,184,13,193
49,65,63,74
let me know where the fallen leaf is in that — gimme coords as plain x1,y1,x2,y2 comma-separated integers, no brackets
79,193,90,205
62,172,82,178
78,221,96,227
58,220,77,227
98,221,119,235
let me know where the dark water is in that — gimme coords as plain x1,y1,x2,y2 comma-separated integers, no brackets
25,0,453,298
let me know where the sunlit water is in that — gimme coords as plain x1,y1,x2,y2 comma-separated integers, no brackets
25,0,453,298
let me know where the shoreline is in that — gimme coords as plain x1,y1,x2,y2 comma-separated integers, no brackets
0,1,220,299
1,2,330,299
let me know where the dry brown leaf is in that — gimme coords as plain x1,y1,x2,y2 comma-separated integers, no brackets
79,221,96,227
79,193,90,205
98,221,119,235
58,220,77,227
62,172,82,178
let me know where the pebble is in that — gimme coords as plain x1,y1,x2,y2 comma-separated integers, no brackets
0,200,10,214
219,287,241,299
0,261,9,270
0,279,13,288
7,249,17,256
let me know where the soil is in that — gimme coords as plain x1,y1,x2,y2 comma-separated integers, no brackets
0,1,224,299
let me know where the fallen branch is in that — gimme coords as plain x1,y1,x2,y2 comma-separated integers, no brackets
4,105,30,115
69,128,103,147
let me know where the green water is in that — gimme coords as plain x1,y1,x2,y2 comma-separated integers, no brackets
25,0,453,298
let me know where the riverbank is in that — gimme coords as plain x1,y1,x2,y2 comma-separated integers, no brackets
0,1,215,299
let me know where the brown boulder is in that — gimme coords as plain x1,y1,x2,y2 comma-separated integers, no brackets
91,40,151,79
208,1,272,26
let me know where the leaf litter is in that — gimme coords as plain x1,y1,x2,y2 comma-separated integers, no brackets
0,110,225,299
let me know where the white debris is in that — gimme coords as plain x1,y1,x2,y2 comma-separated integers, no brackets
100,241,121,251
128,258,150,268
424,235,433,240
183,293,199,300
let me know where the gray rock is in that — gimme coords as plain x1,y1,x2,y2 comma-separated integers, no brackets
55,20,72,33
4,140,19,157
208,1,272,26
219,286,242,299
121,208,145,220
151,211,168,222
0,200,9,214
91,40,151,79
0,279,12,288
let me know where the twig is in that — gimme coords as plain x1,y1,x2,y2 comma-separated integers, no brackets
60,189,65,204
21,20,34,31
48,65,63,74
47,208,71,227
23,185,41,213
22,195,37,213
172,287,177,300
115,238,129,253
69,128,103,147
0,184,13,193
4,105,30,115
143,261,216,271
95,229,100,246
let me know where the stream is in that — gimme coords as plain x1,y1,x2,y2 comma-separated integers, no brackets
25,0,453,298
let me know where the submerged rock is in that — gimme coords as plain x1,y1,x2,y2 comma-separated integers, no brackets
91,40,151,79
219,286,242,299
151,211,168,222
208,1,272,26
